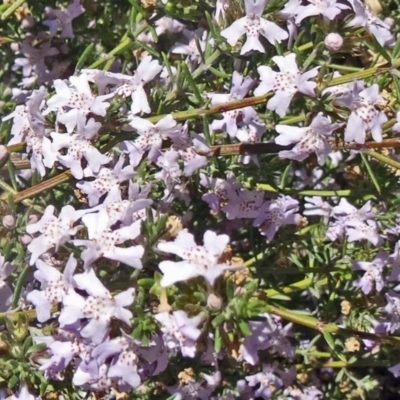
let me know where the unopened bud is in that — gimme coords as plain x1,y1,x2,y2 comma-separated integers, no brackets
207,293,222,309
384,17,394,27
20,234,32,246
324,33,343,51
2,215,15,229
21,16,35,28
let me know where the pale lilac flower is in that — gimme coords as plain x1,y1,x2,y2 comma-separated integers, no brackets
155,310,202,358
336,82,388,143
46,74,113,133
215,0,230,21
295,0,349,23
3,89,56,176
170,124,209,176
154,149,182,201
329,199,382,245
279,0,301,47
43,0,85,38
34,327,88,380
123,114,180,165
93,186,152,228
157,230,242,287
3,88,47,145
91,334,141,390
326,218,346,241
293,167,325,190
253,196,301,240
12,37,59,84
51,116,111,179
246,364,283,399
73,357,112,390
208,71,256,138
200,172,243,213
221,0,288,55
236,119,266,164
59,268,135,344
28,134,57,177
352,250,388,294
347,0,394,46
167,371,221,399
9,383,37,400
27,254,77,322
239,315,293,365
254,53,319,117
72,215,144,270
390,361,400,377
155,17,185,36
382,291,400,334
304,196,332,223
275,113,340,165
171,28,207,65
281,385,323,399
76,156,135,206
0,255,16,312
84,56,162,114
26,205,86,265
222,188,265,220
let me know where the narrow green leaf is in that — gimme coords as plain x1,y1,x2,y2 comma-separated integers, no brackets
203,116,212,145
360,152,381,194
322,330,335,351
181,62,202,104
214,328,222,353
279,161,292,189
75,43,95,72
208,66,231,78
238,320,252,336
369,34,391,63
392,35,400,59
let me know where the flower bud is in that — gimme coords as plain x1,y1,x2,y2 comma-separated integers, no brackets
207,293,223,309
324,33,343,51
20,234,32,246
2,215,15,229
384,17,394,27
21,16,35,28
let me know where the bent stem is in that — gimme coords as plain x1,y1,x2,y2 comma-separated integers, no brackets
265,303,400,345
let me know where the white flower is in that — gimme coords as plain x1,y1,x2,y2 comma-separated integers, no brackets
221,0,288,55
157,230,242,287
254,53,319,117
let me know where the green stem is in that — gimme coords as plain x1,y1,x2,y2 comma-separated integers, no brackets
365,149,400,170
253,183,354,197
1,0,26,20
265,304,400,345
88,35,134,70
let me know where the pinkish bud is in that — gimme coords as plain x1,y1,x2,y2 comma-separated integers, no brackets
207,293,223,309
384,17,394,27
10,43,20,52
324,33,343,51
20,234,32,246
21,16,35,28
2,215,15,229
